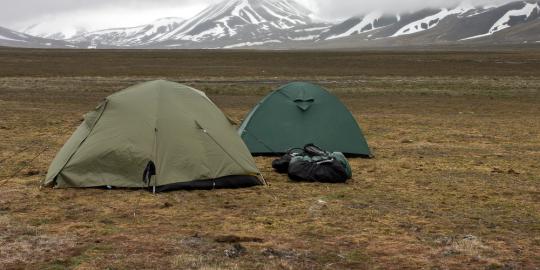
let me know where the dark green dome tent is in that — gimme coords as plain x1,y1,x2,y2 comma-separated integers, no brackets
238,82,372,157
44,80,264,192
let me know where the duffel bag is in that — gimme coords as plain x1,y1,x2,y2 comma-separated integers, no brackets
272,148,304,173
288,155,350,183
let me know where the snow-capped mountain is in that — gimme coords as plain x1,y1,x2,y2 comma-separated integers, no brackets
317,0,540,45
391,3,475,37
319,12,401,40
0,26,73,48
69,17,185,48
70,0,331,48
461,1,539,40
20,23,87,40
5,0,540,49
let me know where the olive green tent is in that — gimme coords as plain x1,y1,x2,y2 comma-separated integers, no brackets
44,80,264,191
238,82,372,157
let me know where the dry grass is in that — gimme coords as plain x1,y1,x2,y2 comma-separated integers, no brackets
0,48,539,269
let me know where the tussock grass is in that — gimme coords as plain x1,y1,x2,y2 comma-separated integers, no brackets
0,49,539,269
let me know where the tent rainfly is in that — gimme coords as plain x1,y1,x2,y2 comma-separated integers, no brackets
238,82,372,157
44,80,264,192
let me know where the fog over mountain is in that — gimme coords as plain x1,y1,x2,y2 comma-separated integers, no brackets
1,0,538,49
313,0,516,19
1,0,518,32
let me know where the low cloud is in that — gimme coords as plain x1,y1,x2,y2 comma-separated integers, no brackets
305,0,516,20
1,0,519,31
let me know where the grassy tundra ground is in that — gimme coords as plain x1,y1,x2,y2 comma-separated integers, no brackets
0,48,539,269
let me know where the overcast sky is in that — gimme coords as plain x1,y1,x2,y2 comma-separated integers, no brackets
1,0,515,33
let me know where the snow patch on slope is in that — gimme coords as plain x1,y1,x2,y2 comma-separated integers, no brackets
0,34,26,42
139,17,185,37
156,0,313,42
392,3,474,37
70,17,184,46
223,39,281,48
295,26,329,32
290,35,318,40
20,23,87,40
326,12,387,40
461,2,540,40
232,0,264,24
183,25,227,41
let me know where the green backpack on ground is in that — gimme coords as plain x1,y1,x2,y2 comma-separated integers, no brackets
273,144,352,183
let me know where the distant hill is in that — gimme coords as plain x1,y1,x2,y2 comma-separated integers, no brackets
0,26,73,48
314,1,540,46
3,0,540,49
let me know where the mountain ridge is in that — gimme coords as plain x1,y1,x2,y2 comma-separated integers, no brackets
0,26,73,48
2,0,540,49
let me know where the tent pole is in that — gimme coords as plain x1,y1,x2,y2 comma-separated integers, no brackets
153,127,158,195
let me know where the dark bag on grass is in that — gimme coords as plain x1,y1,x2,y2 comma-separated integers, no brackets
288,156,349,183
272,144,352,183
271,148,304,173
